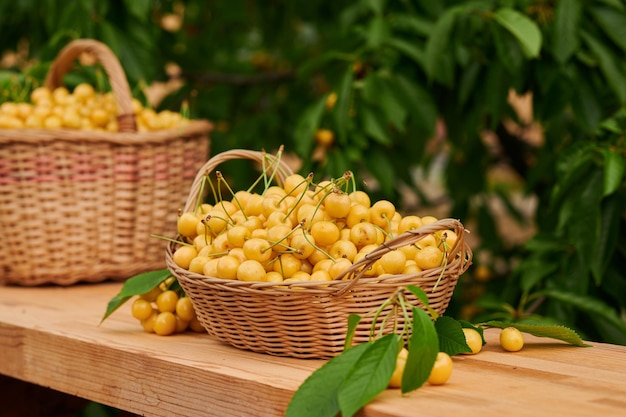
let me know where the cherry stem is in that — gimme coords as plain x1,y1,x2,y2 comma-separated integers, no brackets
216,170,248,221
279,172,314,223
150,233,193,247
205,172,219,206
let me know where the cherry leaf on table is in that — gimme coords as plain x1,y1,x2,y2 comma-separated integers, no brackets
435,316,472,356
338,334,399,417
285,342,370,417
481,320,591,347
100,269,171,324
403,307,439,393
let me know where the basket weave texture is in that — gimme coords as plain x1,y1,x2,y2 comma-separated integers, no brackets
0,39,212,286
167,149,472,359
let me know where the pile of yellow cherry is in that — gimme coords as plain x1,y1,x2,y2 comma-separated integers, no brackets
0,83,189,131
171,171,457,284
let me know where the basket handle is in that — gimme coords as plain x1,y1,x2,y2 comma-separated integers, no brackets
333,218,472,296
44,39,136,132
182,148,295,214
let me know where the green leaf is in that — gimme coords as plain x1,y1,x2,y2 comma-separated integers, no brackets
603,147,625,196
294,95,327,157
389,14,434,36
435,316,472,356
491,22,524,74
481,320,590,347
366,0,386,15
406,285,430,308
286,342,370,417
402,307,438,393
122,0,151,22
537,289,626,337
591,194,622,284
581,30,626,104
552,0,582,63
493,8,542,58
459,320,486,345
406,284,439,319
590,5,626,53
361,104,392,145
551,141,596,209
334,66,354,146
338,335,398,417
393,75,437,136
367,15,390,49
457,61,481,106
518,258,560,294
424,6,462,86
297,51,354,81
344,314,362,350
385,37,425,67
567,169,604,270
570,73,603,132
524,234,570,253
363,151,395,195
100,269,171,324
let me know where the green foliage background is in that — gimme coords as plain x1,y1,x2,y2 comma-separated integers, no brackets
1,0,625,344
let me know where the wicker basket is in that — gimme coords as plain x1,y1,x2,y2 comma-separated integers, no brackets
167,149,472,359
0,39,212,286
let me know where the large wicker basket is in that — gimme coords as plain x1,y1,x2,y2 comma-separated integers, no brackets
167,149,472,359
0,39,212,286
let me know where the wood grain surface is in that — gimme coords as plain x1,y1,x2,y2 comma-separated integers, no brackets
1,282,625,416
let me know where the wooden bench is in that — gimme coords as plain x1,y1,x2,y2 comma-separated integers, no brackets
1,282,625,416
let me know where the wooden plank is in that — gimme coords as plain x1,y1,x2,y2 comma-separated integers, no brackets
1,282,626,417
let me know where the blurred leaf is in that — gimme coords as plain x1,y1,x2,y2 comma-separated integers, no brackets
338,334,398,417
524,235,570,253
393,74,437,136
518,257,560,293
385,37,425,67
457,61,481,106
552,0,582,63
122,0,151,23
570,75,603,132
581,30,626,104
364,150,395,195
365,0,386,15
361,104,392,145
424,6,463,86
286,342,370,417
435,316,472,355
590,5,626,53
537,289,626,336
389,14,434,36
362,73,407,131
367,15,390,49
298,51,355,81
493,8,542,58
294,95,327,157
415,0,444,18
603,147,625,196
590,193,622,285
491,23,524,74
334,66,354,146
567,169,604,270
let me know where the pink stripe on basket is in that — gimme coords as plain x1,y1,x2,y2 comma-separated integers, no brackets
0,177,18,185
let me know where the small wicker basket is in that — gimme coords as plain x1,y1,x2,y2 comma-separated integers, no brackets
167,149,472,359
0,39,212,286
